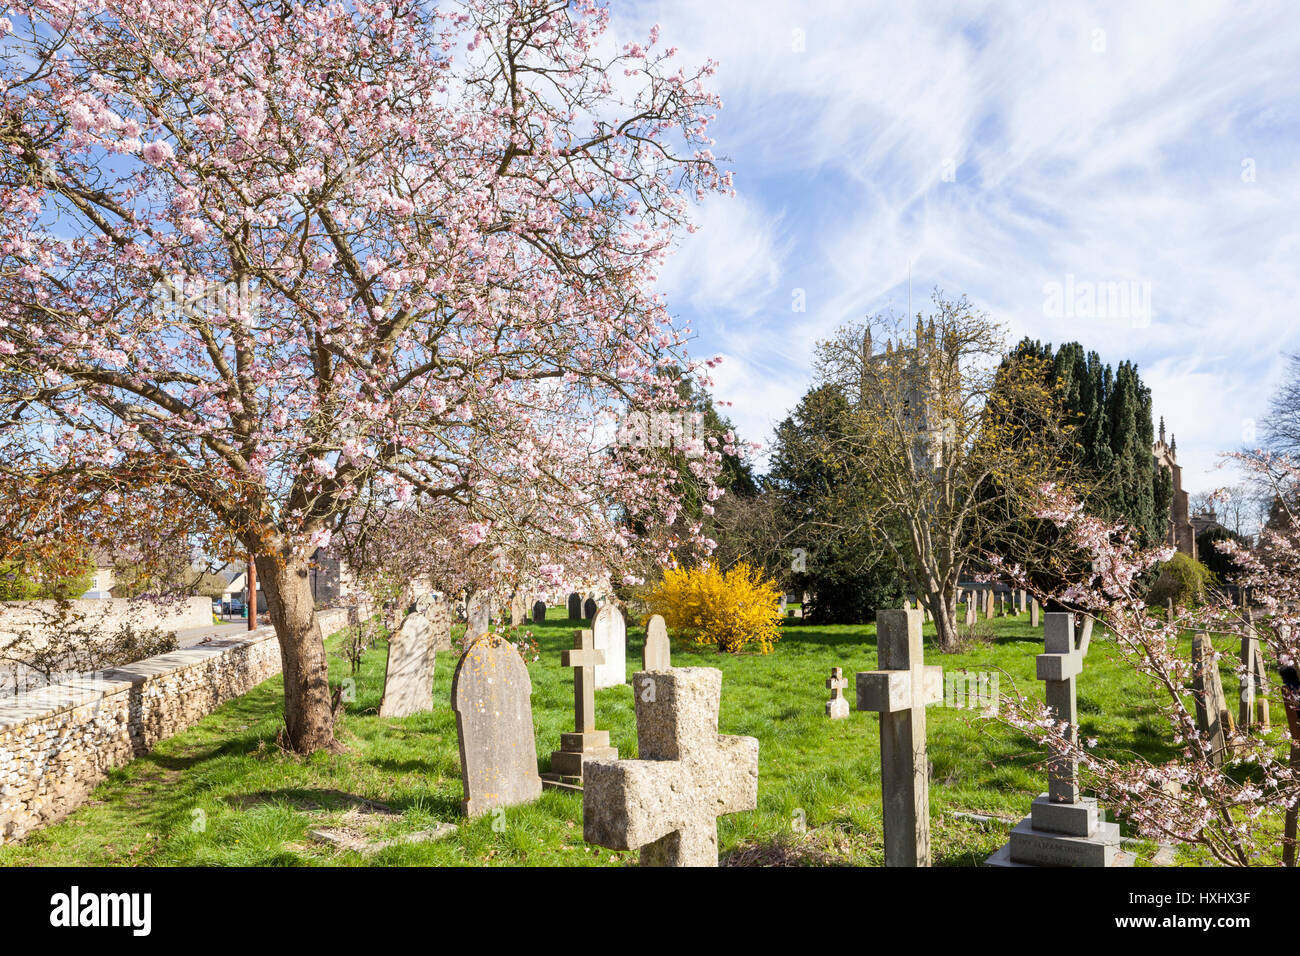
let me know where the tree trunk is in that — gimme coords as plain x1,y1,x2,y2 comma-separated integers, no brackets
256,551,340,754
927,583,960,653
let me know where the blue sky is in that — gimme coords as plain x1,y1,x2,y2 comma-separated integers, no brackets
610,0,1300,492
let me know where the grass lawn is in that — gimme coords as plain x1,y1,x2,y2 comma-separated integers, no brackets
0,606,1277,866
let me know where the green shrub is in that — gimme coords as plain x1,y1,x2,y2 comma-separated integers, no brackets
1147,552,1216,608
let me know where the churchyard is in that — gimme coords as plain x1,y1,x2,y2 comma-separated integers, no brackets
0,601,1266,868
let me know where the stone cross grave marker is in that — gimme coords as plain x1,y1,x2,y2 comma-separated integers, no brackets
545,628,617,784
856,609,943,866
451,635,543,817
592,603,627,690
567,592,582,619
825,667,849,719
989,612,1128,867
583,667,758,866
532,599,547,624
1192,632,1233,766
643,614,671,671
466,591,492,642
378,611,436,718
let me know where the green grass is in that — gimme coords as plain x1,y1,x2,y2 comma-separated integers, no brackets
0,605,1275,866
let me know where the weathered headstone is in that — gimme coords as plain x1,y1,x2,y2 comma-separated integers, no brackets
1030,598,1040,628
427,596,452,652
583,596,597,620
451,635,543,816
466,591,493,641
510,592,528,627
583,667,758,866
984,587,994,620
643,614,671,671
1018,589,1027,614
532,600,547,624
545,629,617,784
1192,632,1233,766
592,603,627,690
825,667,849,719
988,613,1130,867
378,612,436,717
856,609,943,866
567,592,582,619
1239,615,1270,731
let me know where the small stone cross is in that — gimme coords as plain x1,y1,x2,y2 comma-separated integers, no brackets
826,667,849,719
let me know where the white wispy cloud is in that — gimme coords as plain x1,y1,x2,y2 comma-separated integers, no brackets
618,0,1300,491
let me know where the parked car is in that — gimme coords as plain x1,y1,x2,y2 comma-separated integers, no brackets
228,598,245,615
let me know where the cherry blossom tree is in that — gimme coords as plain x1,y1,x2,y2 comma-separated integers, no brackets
0,0,729,752
993,465,1300,866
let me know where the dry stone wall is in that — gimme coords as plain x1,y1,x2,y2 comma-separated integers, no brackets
0,607,346,843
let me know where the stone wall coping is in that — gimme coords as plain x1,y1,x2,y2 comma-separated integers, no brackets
0,625,281,734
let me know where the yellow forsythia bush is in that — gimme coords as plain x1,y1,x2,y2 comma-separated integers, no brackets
643,562,782,654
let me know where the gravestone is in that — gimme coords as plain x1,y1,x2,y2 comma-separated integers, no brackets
427,596,453,652
583,667,758,866
1018,589,1027,614
643,614,671,671
856,609,943,866
984,588,994,620
583,596,598,620
466,591,493,641
544,628,617,785
414,591,439,615
451,634,543,816
1192,632,1233,766
510,592,528,627
988,613,1130,866
567,592,582,619
1030,598,1040,628
378,612,436,717
1239,615,1270,731
825,667,849,719
592,603,627,690
965,602,976,627
532,600,547,624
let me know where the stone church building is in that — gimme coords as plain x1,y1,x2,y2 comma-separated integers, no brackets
1153,417,1196,559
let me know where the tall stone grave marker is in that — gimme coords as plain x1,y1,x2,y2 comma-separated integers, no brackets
1239,614,1270,731
427,596,452,652
643,614,671,671
451,635,543,816
592,603,627,690
1192,632,1234,766
856,609,943,866
1030,598,1040,628
532,600,547,624
510,592,528,627
544,628,617,785
466,591,493,641
583,667,758,866
582,596,598,620
378,611,436,717
988,613,1129,866
567,592,582,619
